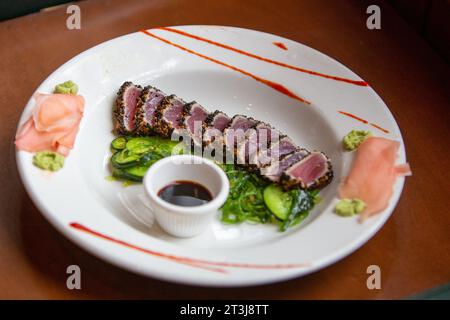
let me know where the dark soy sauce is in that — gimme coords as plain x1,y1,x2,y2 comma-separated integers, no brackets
158,180,213,207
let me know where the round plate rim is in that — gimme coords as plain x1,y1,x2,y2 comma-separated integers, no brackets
15,25,407,287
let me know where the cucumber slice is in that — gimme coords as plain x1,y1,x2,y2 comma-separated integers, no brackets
111,137,127,150
112,165,149,182
111,150,141,168
112,168,140,182
126,136,182,156
111,149,163,169
263,184,292,220
123,165,150,181
280,189,312,231
139,152,162,166
126,137,158,154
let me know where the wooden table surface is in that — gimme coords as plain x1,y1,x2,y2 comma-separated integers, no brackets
0,0,449,299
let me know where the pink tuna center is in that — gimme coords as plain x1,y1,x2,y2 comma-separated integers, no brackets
289,153,326,183
125,87,141,130
231,117,255,131
187,107,207,135
213,116,230,131
164,99,184,129
145,93,164,125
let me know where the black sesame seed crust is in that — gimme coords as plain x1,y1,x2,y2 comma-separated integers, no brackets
153,95,186,138
204,111,216,126
202,110,230,140
135,86,161,136
204,110,227,127
229,114,257,127
201,110,230,162
224,114,258,140
180,101,196,130
181,101,210,139
113,81,142,135
153,95,173,138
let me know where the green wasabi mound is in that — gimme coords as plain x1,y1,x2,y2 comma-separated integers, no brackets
335,198,366,216
33,151,65,171
54,80,78,95
343,130,372,151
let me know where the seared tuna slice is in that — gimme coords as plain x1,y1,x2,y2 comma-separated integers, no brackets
280,151,333,190
181,101,209,145
113,82,142,135
257,136,297,168
235,129,257,166
202,110,231,162
236,122,282,167
253,122,281,148
223,115,257,150
261,149,310,182
206,111,231,132
203,110,231,145
227,114,257,132
223,115,258,164
135,86,166,135
153,94,186,138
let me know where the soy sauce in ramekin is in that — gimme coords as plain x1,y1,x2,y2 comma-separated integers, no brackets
157,180,212,207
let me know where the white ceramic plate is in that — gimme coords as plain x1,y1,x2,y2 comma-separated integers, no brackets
16,26,406,287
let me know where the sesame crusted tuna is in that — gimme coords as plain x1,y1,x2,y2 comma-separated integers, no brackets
135,86,166,135
280,151,333,190
112,83,334,190
113,82,142,135
181,101,209,146
261,149,310,182
153,94,186,138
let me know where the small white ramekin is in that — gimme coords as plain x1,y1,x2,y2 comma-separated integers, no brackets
143,155,229,237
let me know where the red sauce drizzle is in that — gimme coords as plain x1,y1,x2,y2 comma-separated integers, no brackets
156,27,369,87
69,222,308,271
273,41,288,50
338,110,368,124
140,30,310,105
369,123,390,134
338,110,390,134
